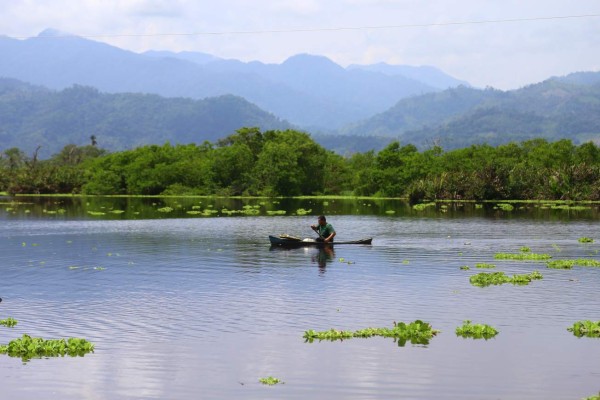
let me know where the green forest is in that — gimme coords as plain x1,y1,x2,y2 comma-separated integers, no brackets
1,127,599,201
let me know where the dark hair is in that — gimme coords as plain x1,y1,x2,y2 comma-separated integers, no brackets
318,215,326,222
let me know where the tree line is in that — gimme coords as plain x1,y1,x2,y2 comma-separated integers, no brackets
1,127,599,201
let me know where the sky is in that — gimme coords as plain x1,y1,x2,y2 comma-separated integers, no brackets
1,0,600,89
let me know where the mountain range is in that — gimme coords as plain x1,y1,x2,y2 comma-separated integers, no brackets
0,78,289,157
0,29,466,130
0,29,599,156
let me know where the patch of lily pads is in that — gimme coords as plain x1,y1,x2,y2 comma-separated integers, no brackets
469,271,543,287
567,320,600,338
455,320,499,339
303,320,439,347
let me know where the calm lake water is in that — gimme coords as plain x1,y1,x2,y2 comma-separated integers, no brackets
1,196,599,399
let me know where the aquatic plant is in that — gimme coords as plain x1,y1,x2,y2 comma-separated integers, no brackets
579,237,594,243
0,334,94,361
412,202,435,211
303,320,439,347
460,266,470,270
157,206,173,213
494,253,551,261
567,320,600,338
547,259,600,269
470,272,511,286
520,247,531,252
455,320,499,339
469,271,543,287
583,392,600,400
296,208,312,215
495,203,514,211
0,318,17,327
475,263,496,269
259,376,284,385
266,210,286,215
574,258,600,267
87,211,106,216
546,260,575,269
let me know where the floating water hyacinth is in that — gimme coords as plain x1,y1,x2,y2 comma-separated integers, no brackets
567,320,600,338
475,263,496,269
296,208,312,215
547,259,600,269
303,320,439,347
469,271,542,287
412,202,435,211
0,318,17,327
494,253,551,261
157,207,173,213
546,260,575,269
0,334,94,361
455,320,499,339
578,237,594,243
266,210,286,215
259,376,284,385
495,203,514,211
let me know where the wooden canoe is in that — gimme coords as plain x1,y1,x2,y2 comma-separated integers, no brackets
269,235,372,246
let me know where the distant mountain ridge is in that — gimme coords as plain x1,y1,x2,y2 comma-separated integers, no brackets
343,75,600,149
0,78,290,157
0,29,467,129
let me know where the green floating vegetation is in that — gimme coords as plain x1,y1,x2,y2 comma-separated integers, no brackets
455,320,499,340
579,237,594,243
303,320,439,347
87,211,106,216
0,317,17,327
567,320,600,338
266,210,286,215
460,266,470,270
0,334,94,361
259,376,284,385
295,208,312,215
412,202,435,211
520,246,531,252
469,271,543,287
583,392,600,400
547,259,600,269
157,206,173,213
495,203,514,211
494,253,552,261
475,263,496,269
547,260,575,269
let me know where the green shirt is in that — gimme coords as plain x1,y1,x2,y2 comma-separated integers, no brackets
317,223,335,238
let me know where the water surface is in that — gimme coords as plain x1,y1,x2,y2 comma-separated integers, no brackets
1,197,599,399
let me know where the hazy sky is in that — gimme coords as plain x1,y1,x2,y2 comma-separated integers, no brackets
2,0,599,89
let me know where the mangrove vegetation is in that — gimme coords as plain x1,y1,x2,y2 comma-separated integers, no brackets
2,128,600,200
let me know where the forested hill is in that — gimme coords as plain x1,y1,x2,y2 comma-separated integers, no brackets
342,74,600,149
0,79,290,158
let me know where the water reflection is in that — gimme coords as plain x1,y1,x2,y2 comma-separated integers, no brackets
313,246,335,274
269,245,336,274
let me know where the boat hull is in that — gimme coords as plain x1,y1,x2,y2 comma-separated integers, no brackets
269,235,372,246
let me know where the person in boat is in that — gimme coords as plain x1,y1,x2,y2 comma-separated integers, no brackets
311,215,336,243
